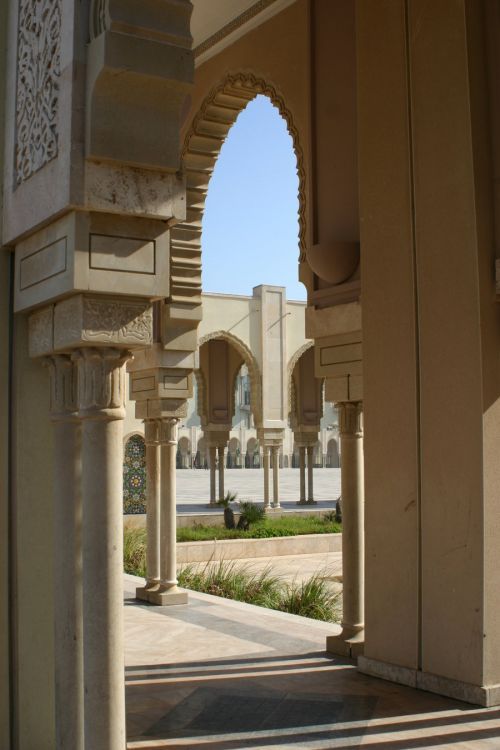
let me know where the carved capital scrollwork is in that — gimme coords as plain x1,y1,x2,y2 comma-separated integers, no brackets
158,418,179,446
72,347,131,420
337,401,363,437
43,354,78,421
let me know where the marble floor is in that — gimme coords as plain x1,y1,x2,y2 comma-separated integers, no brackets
175,468,341,512
124,574,500,749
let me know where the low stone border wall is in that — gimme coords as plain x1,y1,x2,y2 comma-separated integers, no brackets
176,533,342,564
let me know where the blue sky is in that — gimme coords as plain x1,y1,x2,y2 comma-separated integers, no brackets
201,95,305,301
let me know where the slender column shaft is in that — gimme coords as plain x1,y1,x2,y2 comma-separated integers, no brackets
263,446,271,508
327,401,364,657
145,420,161,588
209,446,216,504
75,348,129,750
218,445,225,501
159,419,179,591
47,356,84,750
299,446,306,502
272,446,280,508
307,445,314,502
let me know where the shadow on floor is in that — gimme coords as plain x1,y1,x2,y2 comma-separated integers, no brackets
125,651,500,749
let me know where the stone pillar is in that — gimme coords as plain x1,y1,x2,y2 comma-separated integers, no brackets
263,445,271,509
149,419,188,606
298,446,306,504
136,419,161,600
272,445,281,509
218,445,225,501
46,355,84,750
327,401,364,658
73,347,129,750
307,445,315,503
209,445,217,505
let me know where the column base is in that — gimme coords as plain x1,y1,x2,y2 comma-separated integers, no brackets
306,500,317,505
296,500,308,505
358,656,500,707
205,502,218,509
141,586,189,606
326,629,364,659
136,583,160,602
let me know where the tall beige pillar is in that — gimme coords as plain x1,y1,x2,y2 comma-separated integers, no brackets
263,445,271,509
149,418,188,606
46,355,84,750
327,401,364,658
74,348,129,750
307,445,315,504
136,419,161,601
209,445,216,505
218,444,225,501
272,445,281,509
298,446,306,504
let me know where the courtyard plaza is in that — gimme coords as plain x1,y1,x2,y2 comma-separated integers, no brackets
124,574,500,749
174,468,341,513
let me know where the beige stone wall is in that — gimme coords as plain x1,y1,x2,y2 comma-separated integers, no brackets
12,316,55,749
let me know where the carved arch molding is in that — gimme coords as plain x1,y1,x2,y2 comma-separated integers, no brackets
197,330,263,427
287,340,314,418
170,72,307,308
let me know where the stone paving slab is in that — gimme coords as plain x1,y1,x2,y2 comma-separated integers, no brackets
124,574,500,749
175,468,341,508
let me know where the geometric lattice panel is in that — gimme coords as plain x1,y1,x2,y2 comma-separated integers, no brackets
123,434,146,514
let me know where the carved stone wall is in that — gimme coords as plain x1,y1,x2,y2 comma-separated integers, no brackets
16,0,62,184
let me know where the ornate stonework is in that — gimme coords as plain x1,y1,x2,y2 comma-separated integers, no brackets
43,355,78,419
338,401,363,437
159,418,179,446
16,0,62,184
89,0,107,40
54,295,153,350
28,305,54,357
73,347,131,417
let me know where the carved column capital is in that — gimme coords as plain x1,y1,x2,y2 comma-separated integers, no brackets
72,347,131,420
43,354,78,421
144,419,161,447
158,418,179,446
337,401,363,438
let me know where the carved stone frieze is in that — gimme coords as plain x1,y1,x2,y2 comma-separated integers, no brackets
16,0,62,184
337,401,363,437
43,354,78,419
72,347,131,418
54,295,153,351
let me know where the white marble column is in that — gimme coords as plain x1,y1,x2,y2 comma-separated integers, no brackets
298,446,306,504
263,445,271,509
307,445,315,503
218,444,225,501
272,445,281,509
73,347,129,750
136,419,161,600
149,418,188,606
46,355,84,750
209,445,217,505
327,401,365,658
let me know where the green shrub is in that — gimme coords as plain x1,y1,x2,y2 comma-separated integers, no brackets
239,501,265,527
124,527,146,577
278,575,341,622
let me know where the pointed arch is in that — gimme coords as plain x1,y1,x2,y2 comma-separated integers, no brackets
170,71,307,308
198,330,263,427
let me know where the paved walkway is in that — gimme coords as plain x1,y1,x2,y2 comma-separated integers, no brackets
176,468,341,515
124,574,500,749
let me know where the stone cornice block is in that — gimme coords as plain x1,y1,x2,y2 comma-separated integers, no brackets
129,367,193,402
14,212,170,312
53,295,153,351
134,398,188,420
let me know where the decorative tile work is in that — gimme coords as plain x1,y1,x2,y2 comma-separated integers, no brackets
16,0,62,184
123,435,146,514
